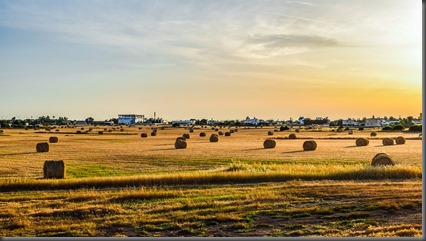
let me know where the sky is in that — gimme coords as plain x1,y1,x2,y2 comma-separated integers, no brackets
0,0,422,121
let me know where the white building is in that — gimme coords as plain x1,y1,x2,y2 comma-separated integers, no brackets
171,120,196,126
365,118,382,127
342,119,359,126
207,119,217,125
118,114,145,125
243,117,260,126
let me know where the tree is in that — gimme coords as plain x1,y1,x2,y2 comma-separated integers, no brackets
85,117,94,125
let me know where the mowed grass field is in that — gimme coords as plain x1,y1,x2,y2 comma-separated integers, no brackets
0,125,422,237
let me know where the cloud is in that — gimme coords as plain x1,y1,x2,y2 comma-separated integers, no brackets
249,34,341,48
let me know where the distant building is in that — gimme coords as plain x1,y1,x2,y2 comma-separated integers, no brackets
342,119,359,126
207,119,217,125
365,118,381,127
171,120,196,126
118,114,145,125
243,117,260,126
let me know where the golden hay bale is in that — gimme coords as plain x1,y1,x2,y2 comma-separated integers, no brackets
395,136,406,145
176,136,186,141
141,133,148,138
295,129,300,133
355,138,369,146
199,132,206,137
289,133,296,139
98,131,104,135
175,139,187,149
151,131,157,136
382,138,394,146
371,153,395,166
49,136,58,143
189,129,194,133
267,131,274,136
234,129,238,132
43,160,65,178
263,139,276,149
230,129,235,133
209,134,219,142
120,129,124,132
347,130,353,134
76,130,82,134
218,131,224,135
370,132,377,137
81,127,84,130
225,132,231,136
0,130,4,134
214,128,219,131
183,133,190,139
336,128,342,133
36,142,49,152
303,140,317,151
108,129,112,132
138,127,142,130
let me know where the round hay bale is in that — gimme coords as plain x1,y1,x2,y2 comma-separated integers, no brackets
176,136,186,141
81,127,84,130
371,153,395,166
263,139,276,149
175,139,187,149
76,130,82,134
183,133,190,139
370,132,377,137
49,136,58,143
141,133,148,138
337,128,342,133
295,128,300,133
55,129,59,132
199,132,206,137
303,140,317,151
189,129,194,133
230,129,234,134
209,134,219,142
218,131,224,135
138,127,142,130
347,130,353,134
234,129,238,132
0,130,4,134
289,133,296,139
395,136,406,144
43,160,65,179
120,129,124,132
267,131,274,136
214,128,219,131
108,129,112,132
98,131,104,135
382,138,394,146
151,131,157,136
355,137,369,146
225,132,231,136
36,142,49,152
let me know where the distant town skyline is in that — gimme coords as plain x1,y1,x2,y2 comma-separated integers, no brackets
0,0,421,121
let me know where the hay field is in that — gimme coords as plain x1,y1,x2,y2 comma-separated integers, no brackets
0,125,422,237
0,126,421,178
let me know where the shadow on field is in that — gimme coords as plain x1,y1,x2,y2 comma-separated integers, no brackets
244,148,267,151
0,151,36,156
148,147,178,151
282,150,305,154
345,145,361,148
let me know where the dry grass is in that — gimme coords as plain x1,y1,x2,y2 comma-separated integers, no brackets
0,126,422,237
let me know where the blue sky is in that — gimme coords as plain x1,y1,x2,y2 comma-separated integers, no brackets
0,0,422,121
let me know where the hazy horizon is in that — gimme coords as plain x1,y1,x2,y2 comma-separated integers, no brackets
0,0,422,121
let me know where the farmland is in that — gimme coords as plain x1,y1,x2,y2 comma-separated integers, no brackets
0,125,422,237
